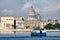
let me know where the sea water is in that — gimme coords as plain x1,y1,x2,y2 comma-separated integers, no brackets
0,32,60,40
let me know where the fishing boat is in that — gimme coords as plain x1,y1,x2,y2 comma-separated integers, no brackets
31,30,46,37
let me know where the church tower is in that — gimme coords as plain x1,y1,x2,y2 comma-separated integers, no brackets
28,6,36,20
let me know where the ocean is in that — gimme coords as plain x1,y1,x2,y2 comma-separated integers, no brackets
0,32,60,40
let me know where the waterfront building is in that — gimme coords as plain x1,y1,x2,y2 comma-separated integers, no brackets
16,17,24,29
24,6,43,29
24,6,58,29
1,16,14,29
0,6,60,30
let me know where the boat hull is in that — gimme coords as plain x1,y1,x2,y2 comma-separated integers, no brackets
31,31,46,37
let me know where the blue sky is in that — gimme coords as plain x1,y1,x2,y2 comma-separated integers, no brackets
0,0,60,20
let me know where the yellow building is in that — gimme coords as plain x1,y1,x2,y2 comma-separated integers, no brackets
1,16,14,29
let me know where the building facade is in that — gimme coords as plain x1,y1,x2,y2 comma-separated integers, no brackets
28,6,36,20
1,16,14,29
16,17,24,29
0,6,60,30
24,6,58,29
24,6,43,29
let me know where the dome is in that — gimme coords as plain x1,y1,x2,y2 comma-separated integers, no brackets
28,6,36,20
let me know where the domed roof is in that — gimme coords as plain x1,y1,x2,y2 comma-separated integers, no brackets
29,6,35,14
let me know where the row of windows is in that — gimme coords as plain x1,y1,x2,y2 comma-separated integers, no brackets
6,19,13,20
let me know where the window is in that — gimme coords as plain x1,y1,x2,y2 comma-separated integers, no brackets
6,19,8,20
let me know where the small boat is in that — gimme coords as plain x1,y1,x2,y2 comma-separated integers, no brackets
31,30,46,37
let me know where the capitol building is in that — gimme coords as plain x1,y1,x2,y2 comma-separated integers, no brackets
0,6,60,30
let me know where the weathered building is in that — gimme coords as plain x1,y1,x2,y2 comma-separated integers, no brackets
24,6,43,29
24,6,57,29
16,17,24,29
1,16,14,29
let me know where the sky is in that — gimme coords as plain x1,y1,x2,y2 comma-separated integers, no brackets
0,0,60,20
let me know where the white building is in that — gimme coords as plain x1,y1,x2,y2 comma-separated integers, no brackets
16,17,24,29
28,6,36,20
1,16,14,29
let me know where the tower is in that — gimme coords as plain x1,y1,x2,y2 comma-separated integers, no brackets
28,6,36,20
36,14,42,20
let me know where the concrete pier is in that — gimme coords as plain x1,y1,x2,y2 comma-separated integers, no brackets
0,29,60,32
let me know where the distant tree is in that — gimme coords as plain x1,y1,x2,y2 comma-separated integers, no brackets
33,27,40,30
44,23,54,29
55,20,58,22
55,20,58,21
53,22,60,29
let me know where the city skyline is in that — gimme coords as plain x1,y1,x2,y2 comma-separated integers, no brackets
0,0,60,20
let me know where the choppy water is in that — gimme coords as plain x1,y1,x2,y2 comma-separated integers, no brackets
0,32,60,40
0,36,60,40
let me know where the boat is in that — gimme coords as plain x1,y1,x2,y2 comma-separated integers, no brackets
31,30,46,37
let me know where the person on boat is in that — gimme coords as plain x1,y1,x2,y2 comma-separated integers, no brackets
40,30,42,34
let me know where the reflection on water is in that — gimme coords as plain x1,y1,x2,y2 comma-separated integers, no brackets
0,32,31,37
0,32,60,40
47,31,60,36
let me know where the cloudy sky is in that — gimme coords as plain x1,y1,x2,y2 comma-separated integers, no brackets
0,0,60,20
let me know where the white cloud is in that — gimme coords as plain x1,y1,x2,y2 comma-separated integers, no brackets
2,9,14,14
21,0,60,13
42,0,53,7
22,0,60,14
22,2,33,10
57,3,60,8
35,3,60,13
34,0,60,13
0,0,18,9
